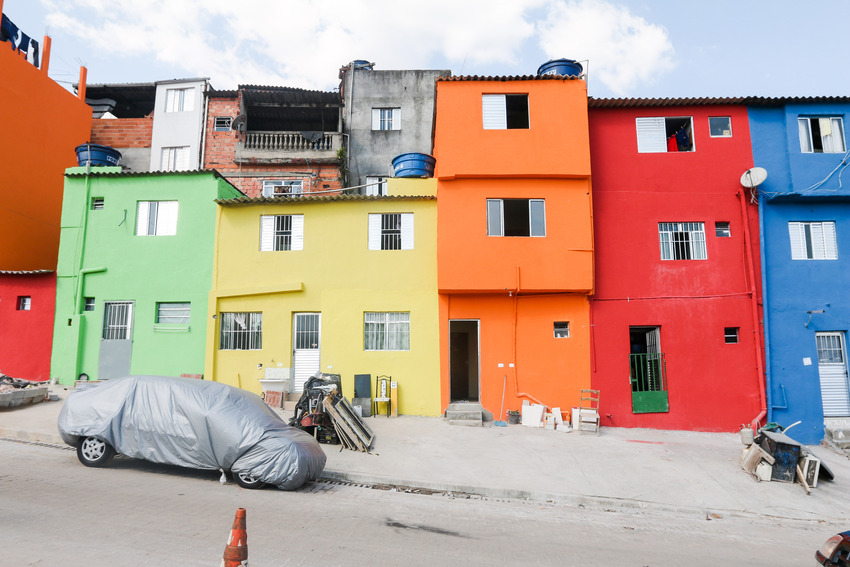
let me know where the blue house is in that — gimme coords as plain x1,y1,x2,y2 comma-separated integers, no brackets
749,96,850,444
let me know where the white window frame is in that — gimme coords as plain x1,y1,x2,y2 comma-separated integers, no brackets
155,302,191,325
709,116,732,138
636,116,694,153
371,108,401,131
486,198,546,237
365,176,387,196
715,222,731,237
554,322,570,338
260,214,304,251
165,87,195,112
136,201,178,236
364,312,410,351
219,312,262,350
91,197,104,210
798,117,846,154
658,222,707,260
482,94,529,130
16,296,31,311
262,179,304,197
368,213,414,250
214,116,233,131
160,146,190,171
789,221,838,260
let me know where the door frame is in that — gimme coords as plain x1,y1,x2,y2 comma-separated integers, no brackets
292,312,321,393
449,319,480,403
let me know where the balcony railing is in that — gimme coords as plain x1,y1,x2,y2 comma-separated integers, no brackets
243,131,339,152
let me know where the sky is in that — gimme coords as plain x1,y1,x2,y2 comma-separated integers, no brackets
5,0,850,99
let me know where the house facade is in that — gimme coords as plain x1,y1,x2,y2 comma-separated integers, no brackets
588,99,764,432
433,75,594,418
338,62,449,194
206,178,440,415
749,96,850,444
50,168,243,384
0,271,55,380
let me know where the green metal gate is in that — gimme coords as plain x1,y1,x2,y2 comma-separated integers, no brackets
629,352,669,413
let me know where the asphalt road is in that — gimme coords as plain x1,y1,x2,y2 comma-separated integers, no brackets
1,438,837,566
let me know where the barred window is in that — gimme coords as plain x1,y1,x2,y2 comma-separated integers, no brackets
659,222,707,260
260,214,304,251
368,213,413,250
364,312,410,351
219,312,262,350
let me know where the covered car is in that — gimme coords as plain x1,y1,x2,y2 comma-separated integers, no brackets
57,375,326,490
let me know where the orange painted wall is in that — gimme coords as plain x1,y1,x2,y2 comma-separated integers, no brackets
0,46,92,270
433,77,590,179
437,177,593,293
439,293,591,416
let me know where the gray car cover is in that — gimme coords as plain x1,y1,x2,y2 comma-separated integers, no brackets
57,375,326,490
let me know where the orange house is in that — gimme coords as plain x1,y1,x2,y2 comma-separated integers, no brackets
433,75,593,419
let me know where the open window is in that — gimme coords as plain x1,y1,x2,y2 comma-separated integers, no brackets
636,116,694,153
799,117,846,153
482,94,529,129
262,180,304,197
487,199,545,237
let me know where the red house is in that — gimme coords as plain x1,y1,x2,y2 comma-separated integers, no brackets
0,271,56,381
588,98,765,432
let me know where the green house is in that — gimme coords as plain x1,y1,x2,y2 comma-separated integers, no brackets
50,167,243,384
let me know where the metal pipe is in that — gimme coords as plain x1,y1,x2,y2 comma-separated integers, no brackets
740,189,767,430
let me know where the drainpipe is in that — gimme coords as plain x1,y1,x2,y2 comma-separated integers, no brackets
739,189,767,430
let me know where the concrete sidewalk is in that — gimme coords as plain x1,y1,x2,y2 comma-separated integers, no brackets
2,385,850,522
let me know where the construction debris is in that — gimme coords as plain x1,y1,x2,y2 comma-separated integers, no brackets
740,423,833,494
0,373,48,408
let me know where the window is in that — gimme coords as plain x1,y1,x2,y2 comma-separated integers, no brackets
487,199,546,237
165,87,195,112
160,146,190,171
789,221,838,260
262,180,303,197
84,297,95,312
16,296,31,311
91,197,104,210
364,312,410,351
260,214,304,251
709,116,732,137
365,176,387,196
156,302,190,325
371,108,401,131
636,117,694,153
214,116,233,131
659,222,707,260
219,312,262,350
799,117,845,153
102,302,133,339
724,327,739,344
715,222,731,237
368,213,414,250
136,201,178,236
554,322,570,338
482,94,529,129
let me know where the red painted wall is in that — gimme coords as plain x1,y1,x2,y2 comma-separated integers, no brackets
589,104,763,432
0,272,56,381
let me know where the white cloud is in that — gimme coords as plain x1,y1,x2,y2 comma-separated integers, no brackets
535,0,676,96
42,0,545,90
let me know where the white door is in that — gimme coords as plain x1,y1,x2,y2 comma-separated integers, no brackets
292,313,321,393
816,332,850,416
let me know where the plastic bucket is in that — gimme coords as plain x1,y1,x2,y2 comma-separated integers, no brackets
536,59,583,77
391,152,436,178
75,143,122,167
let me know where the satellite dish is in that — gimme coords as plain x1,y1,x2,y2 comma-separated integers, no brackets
740,167,768,188
231,114,246,132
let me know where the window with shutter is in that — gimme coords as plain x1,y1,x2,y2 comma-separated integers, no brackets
636,116,694,153
368,213,413,250
260,214,304,251
482,94,529,130
788,221,838,259
136,201,178,236
371,108,401,131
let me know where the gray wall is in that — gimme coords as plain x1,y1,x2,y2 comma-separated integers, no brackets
343,68,449,191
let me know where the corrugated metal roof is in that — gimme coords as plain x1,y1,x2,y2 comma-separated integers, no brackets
63,169,244,195
589,95,850,108
437,74,583,82
216,194,436,206
0,270,53,275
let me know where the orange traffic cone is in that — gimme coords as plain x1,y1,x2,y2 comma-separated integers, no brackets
221,508,248,567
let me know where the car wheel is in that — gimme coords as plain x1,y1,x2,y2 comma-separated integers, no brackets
76,436,116,467
233,471,265,489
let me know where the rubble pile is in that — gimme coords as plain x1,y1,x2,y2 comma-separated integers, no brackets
740,424,834,494
0,373,49,408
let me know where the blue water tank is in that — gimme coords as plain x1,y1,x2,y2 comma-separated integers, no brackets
392,153,436,178
537,59,583,77
75,143,122,167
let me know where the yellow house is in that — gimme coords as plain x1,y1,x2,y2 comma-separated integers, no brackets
205,179,440,416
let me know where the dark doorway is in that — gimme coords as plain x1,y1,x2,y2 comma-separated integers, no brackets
449,320,479,402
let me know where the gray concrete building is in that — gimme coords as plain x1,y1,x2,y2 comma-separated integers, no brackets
339,62,450,194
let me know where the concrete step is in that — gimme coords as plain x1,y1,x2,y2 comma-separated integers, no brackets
825,427,850,449
445,402,483,426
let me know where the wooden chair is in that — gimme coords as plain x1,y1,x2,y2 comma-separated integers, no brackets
372,375,392,417
577,389,600,434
